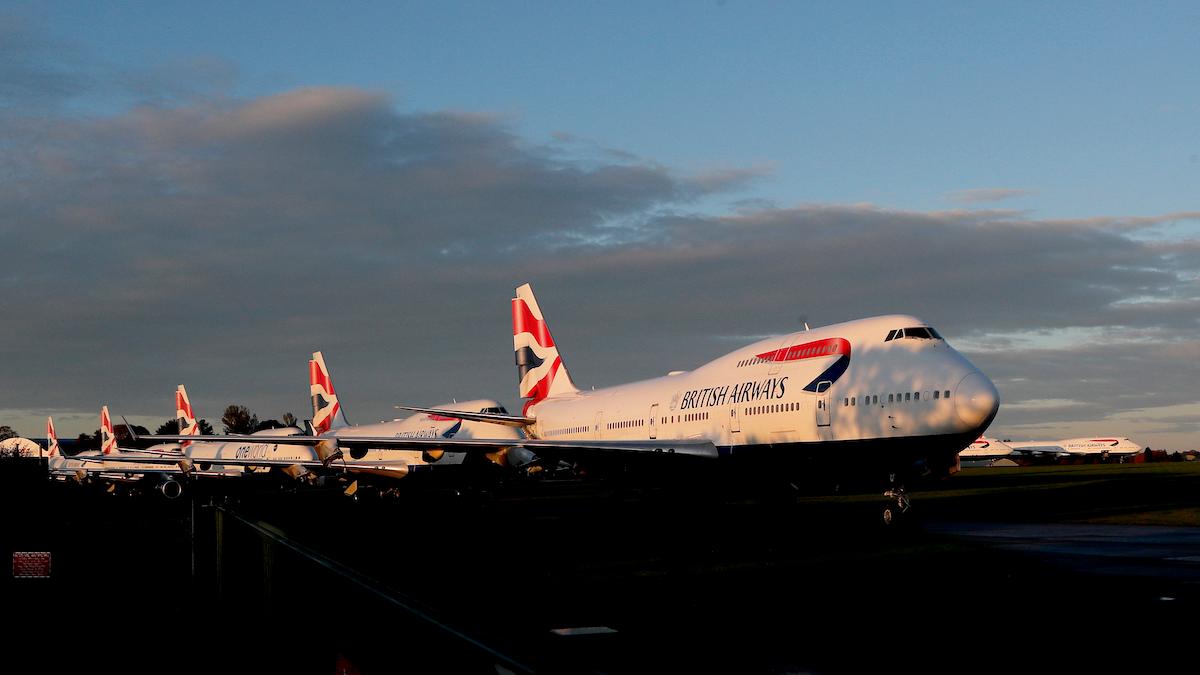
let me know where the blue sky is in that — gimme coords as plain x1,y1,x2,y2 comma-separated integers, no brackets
25,1,1200,217
2,2,1198,450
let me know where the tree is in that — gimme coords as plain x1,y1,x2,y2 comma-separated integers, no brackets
0,426,17,441
78,431,100,453
282,412,297,428
156,418,212,435
221,405,258,434
253,419,284,432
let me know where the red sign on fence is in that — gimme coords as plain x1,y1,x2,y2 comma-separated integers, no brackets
12,552,51,578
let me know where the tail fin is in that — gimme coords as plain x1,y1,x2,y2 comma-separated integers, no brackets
176,385,199,448
46,417,60,458
100,406,117,455
310,351,350,434
512,283,578,405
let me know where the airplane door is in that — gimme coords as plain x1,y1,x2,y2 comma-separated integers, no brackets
729,405,741,433
649,404,659,439
594,412,604,439
815,380,832,427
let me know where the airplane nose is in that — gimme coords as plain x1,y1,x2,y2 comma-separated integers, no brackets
955,371,1000,430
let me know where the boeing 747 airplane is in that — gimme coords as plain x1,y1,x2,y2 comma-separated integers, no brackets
394,283,1001,521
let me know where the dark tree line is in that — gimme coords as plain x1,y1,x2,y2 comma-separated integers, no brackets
51,405,298,453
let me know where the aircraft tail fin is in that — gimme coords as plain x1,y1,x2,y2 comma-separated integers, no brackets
512,283,578,406
46,417,59,458
176,385,199,448
100,406,117,455
310,351,351,434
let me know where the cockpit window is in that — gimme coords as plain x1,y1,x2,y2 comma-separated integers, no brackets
886,326,942,341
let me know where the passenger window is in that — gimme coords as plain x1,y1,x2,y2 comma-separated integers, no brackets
933,391,939,399
914,392,920,401
905,393,911,401
944,390,951,398
888,394,894,403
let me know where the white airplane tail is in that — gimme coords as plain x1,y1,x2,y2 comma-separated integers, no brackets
310,351,351,434
175,385,199,447
100,406,117,455
512,283,578,406
46,417,60,458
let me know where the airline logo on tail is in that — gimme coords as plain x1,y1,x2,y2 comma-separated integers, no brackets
512,283,577,409
310,352,344,434
754,337,852,391
176,385,198,448
100,406,117,455
46,417,59,458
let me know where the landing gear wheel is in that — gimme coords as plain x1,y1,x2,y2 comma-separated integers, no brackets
881,502,898,526
881,482,911,527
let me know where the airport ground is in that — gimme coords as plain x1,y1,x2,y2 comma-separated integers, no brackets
5,461,1200,673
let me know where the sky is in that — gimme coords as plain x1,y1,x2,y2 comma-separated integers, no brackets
1,2,1198,450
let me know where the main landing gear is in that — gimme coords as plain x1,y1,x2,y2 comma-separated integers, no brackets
880,474,911,526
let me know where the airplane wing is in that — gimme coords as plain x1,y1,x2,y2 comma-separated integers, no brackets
310,435,719,459
392,405,534,427
130,432,327,445
132,430,718,460
175,455,439,477
93,466,173,475
88,454,191,467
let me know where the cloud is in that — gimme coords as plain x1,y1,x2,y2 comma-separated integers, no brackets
946,187,1034,204
0,14,88,108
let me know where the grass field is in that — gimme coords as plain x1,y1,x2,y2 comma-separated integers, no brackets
915,462,1200,526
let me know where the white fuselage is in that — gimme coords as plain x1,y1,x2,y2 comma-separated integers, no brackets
185,427,309,475
49,445,183,481
331,399,523,468
527,315,998,472
1009,437,1143,456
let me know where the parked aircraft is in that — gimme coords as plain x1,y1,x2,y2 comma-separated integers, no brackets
959,436,1016,460
395,283,1001,521
1007,437,1144,458
138,354,524,493
50,407,189,497
305,351,524,476
45,416,96,483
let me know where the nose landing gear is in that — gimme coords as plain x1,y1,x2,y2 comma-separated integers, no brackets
880,474,911,526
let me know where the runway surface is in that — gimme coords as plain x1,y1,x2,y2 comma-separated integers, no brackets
927,521,1200,581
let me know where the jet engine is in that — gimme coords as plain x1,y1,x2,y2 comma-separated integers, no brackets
156,478,183,499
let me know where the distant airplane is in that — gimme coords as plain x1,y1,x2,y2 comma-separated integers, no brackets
139,354,525,494
50,407,190,497
45,416,95,483
1006,437,1144,458
305,351,525,477
395,283,1002,522
959,436,1016,460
